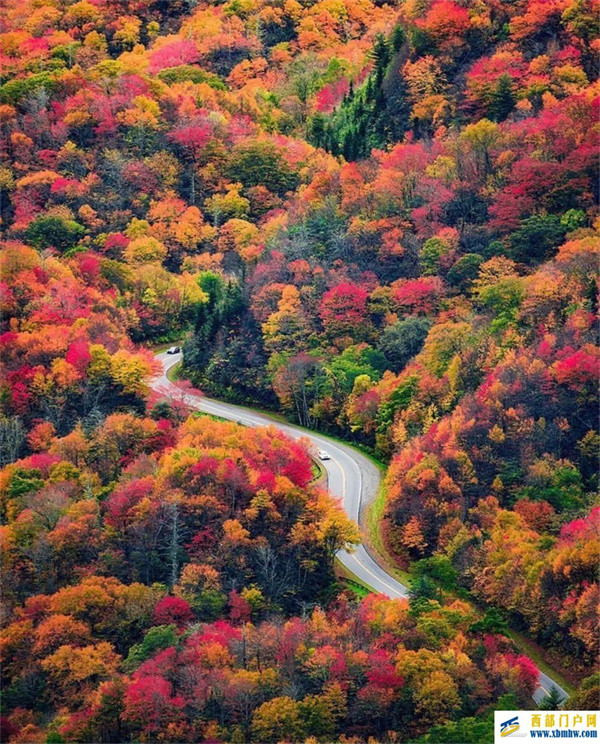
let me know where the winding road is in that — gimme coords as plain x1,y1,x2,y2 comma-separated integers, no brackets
151,350,568,707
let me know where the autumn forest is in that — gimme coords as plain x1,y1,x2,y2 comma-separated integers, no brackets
0,0,598,741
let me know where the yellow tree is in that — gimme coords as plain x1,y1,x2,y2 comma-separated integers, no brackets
262,285,310,355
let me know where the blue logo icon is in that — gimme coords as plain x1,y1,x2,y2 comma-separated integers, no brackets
500,716,520,737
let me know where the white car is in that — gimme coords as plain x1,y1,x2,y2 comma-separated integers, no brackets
318,450,331,460
166,346,181,354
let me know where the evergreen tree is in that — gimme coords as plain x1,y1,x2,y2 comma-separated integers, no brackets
310,112,326,148
372,34,391,81
391,23,407,52
489,74,516,121
539,686,565,710
308,28,409,160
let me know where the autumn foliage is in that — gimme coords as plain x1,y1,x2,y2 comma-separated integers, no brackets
0,0,598,739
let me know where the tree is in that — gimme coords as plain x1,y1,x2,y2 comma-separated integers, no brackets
447,254,483,290
461,118,500,176
420,716,494,743
378,317,431,372
539,685,565,710
123,675,185,738
204,184,250,225
32,614,91,655
153,597,193,628
124,625,179,671
569,674,600,710
320,284,372,344
416,1,471,55
0,417,25,466
469,608,508,635
489,74,516,122
124,236,168,265
25,215,85,252
413,670,461,725
272,353,323,427
300,683,347,739
413,555,457,590
226,141,299,198
392,277,444,315
508,214,566,265
471,256,524,323
314,503,360,570
262,286,309,355
402,516,428,556
41,642,121,704
251,696,305,743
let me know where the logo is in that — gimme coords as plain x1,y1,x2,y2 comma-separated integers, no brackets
495,709,599,743
500,716,520,737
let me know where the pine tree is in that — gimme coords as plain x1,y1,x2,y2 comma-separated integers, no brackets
372,34,391,82
539,686,565,710
489,74,516,122
310,112,325,148
391,23,407,52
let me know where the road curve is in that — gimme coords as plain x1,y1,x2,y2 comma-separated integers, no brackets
151,350,568,706
151,351,407,599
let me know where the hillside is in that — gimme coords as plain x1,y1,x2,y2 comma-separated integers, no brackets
0,0,598,741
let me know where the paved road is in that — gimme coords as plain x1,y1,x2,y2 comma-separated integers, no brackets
151,350,569,706
152,351,406,599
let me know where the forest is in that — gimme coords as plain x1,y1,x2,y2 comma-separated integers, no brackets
0,0,598,741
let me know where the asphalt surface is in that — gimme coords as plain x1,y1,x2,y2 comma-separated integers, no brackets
151,350,569,706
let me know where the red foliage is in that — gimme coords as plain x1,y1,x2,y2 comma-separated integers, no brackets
153,597,193,628
366,649,404,689
103,233,129,258
559,507,600,544
392,276,444,312
105,477,155,529
150,419,177,452
189,620,241,648
506,653,540,694
315,78,349,114
65,339,92,373
228,590,252,625
513,499,555,531
553,346,600,389
378,141,432,173
76,253,101,283
320,283,369,338
123,675,185,733
417,0,471,50
148,40,200,73
168,124,212,157
18,453,61,476
122,162,159,195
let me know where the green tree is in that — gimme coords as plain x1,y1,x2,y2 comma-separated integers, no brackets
447,254,483,290
391,23,407,52
124,625,179,671
185,272,243,373
376,375,418,433
508,214,566,264
25,215,85,252
418,716,494,743
469,608,508,635
410,575,442,603
488,74,516,122
413,555,457,590
226,141,299,198
378,317,431,372
539,686,565,710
